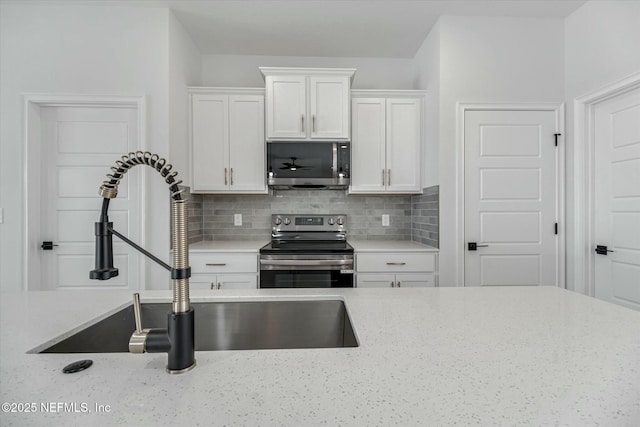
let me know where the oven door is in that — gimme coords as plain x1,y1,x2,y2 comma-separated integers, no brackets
259,254,354,288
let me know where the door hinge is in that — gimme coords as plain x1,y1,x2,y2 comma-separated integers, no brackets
554,133,561,147
554,223,558,235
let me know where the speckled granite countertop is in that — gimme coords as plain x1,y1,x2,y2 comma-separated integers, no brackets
1,287,639,426
189,240,268,252
349,240,438,252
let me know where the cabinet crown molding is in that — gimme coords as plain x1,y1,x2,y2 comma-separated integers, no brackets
188,87,265,95
351,89,426,98
259,67,356,82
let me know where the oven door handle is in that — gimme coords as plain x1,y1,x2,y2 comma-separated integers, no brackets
260,259,352,267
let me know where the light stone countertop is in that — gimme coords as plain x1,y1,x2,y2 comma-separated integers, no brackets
189,240,268,252
349,240,438,252
1,287,639,426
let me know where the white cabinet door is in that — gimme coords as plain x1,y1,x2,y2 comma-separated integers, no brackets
309,76,350,139
350,98,386,193
395,273,435,288
191,94,229,192
386,98,421,193
190,275,217,290
217,274,257,290
265,75,306,139
229,95,266,192
356,273,396,288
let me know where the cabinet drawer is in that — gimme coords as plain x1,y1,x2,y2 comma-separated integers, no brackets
190,253,258,274
356,253,435,273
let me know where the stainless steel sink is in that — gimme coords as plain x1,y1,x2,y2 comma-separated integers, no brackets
35,299,358,353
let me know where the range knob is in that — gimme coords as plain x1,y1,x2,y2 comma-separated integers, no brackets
274,217,282,225
337,217,344,226
283,217,291,225
328,218,335,225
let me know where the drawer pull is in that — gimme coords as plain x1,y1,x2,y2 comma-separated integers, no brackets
386,262,406,266
206,263,227,267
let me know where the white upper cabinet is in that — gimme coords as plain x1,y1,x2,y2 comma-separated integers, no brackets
350,91,424,194
265,75,306,139
261,67,355,141
189,88,267,194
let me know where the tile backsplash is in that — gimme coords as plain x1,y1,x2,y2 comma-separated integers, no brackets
186,187,439,247
411,185,439,248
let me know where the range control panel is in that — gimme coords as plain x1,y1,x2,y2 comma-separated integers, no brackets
272,214,346,232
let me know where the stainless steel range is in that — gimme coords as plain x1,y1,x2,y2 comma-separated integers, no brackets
259,214,354,288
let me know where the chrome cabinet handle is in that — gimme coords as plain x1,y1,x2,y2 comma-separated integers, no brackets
230,168,234,186
301,114,304,132
386,262,406,266
397,282,401,288
382,170,385,186
210,283,215,290
312,114,316,132
217,283,222,290
206,263,227,266
224,168,228,185
388,169,391,186
390,281,394,288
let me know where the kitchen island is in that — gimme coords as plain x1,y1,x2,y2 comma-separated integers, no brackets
1,287,639,426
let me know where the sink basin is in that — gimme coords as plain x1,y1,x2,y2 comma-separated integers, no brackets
34,299,358,353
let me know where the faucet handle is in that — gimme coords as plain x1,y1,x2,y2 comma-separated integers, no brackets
129,293,148,353
133,292,143,333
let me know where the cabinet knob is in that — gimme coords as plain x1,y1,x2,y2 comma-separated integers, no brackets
397,282,401,288
390,281,394,288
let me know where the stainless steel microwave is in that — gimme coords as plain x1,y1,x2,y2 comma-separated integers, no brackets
266,142,350,189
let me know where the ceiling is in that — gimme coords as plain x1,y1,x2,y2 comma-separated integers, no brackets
10,0,587,58
167,0,586,58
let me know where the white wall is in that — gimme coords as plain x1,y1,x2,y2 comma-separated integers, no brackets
169,12,203,187
202,54,417,89
413,21,441,189
0,4,173,290
564,0,640,293
419,16,565,286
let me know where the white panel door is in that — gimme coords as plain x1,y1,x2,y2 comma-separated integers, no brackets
41,106,140,290
350,98,386,193
191,94,229,191
229,95,265,192
265,75,306,139
594,87,640,310
386,98,421,193
309,76,349,139
465,110,559,286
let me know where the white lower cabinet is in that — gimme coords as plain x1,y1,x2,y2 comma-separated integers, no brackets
189,252,259,290
190,274,257,291
356,273,435,288
356,252,438,288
